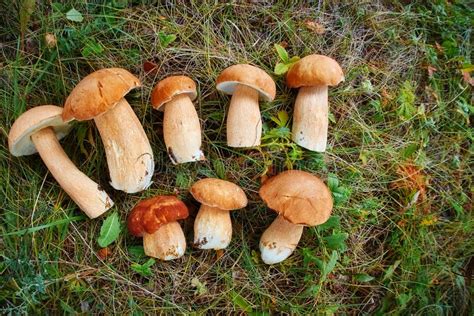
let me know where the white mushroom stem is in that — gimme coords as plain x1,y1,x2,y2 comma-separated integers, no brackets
163,94,204,164
259,215,304,265
292,85,329,152
94,98,154,193
143,222,186,260
194,205,232,250
30,127,113,218
227,84,262,147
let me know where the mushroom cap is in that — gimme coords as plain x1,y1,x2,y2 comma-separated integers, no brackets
286,55,344,88
8,105,72,156
216,64,276,102
259,170,333,226
62,68,141,122
151,75,197,111
190,178,248,211
127,196,189,237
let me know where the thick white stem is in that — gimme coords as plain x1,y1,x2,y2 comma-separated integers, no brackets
94,99,154,193
260,215,304,264
194,205,232,250
31,127,113,218
292,85,329,152
163,94,204,164
227,84,261,147
143,222,186,260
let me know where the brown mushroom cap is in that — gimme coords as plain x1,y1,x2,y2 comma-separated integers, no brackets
259,170,333,226
151,75,197,111
8,105,72,156
62,68,141,122
286,55,344,88
127,196,189,237
190,178,248,211
216,64,276,102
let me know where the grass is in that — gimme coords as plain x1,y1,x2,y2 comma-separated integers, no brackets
1,0,472,314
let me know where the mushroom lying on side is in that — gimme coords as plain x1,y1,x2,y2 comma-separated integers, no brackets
127,196,189,260
63,68,154,193
216,64,276,148
8,105,113,218
259,170,333,264
151,76,204,164
286,55,344,152
190,178,247,250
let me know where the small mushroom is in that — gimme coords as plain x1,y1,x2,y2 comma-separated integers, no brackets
63,68,154,193
8,105,113,218
127,196,189,260
259,170,333,264
190,178,248,250
216,64,276,147
151,76,204,164
286,55,344,152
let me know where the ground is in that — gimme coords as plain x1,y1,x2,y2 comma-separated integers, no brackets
0,1,473,314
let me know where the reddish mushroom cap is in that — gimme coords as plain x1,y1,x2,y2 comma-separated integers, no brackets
127,196,189,237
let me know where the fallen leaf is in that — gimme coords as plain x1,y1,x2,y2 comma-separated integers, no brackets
279,41,288,49
44,33,57,48
305,20,325,35
461,71,474,87
97,247,111,260
434,42,444,53
215,249,224,260
391,162,430,214
427,66,437,77
143,61,158,74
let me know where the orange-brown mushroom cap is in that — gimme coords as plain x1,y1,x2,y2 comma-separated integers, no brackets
259,170,333,226
63,68,141,122
216,64,276,102
190,178,248,211
151,75,197,111
127,196,189,237
286,55,344,88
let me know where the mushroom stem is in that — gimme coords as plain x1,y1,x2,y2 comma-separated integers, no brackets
163,94,204,164
259,215,304,264
94,98,154,193
292,85,329,152
194,205,231,250
143,222,186,260
227,84,261,147
30,127,113,218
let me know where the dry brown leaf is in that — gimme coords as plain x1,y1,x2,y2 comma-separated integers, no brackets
97,247,111,260
461,71,474,87
143,60,158,74
427,66,437,77
44,33,57,49
304,20,325,35
391,162,430,214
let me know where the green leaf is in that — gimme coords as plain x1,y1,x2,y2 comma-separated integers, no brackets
131,258,155,277
277,110,289,126
274,44,289,63
383,259,401,281
327,174,339,190
66,8,84,22
288,56,301,63
354,273,375,282
81,40,104,57
317,215,341,232
230,291,253,313
158,31,176,48
322,250,339,280
212,158,226,179
128,245,145,259
397,81,416,121
97,212,121,247
274,63,289,75
323,232,348,251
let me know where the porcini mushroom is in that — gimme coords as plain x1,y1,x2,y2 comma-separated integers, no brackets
286,55,344,152
127,196,189,260
259,170,333,264
190,178,247,250
63,68,154,193
216,64,276,147
151,75,204,164
8,105,113,218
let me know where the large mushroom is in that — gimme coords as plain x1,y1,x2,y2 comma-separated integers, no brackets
286,55,344,152
190,178,247,250
8,105,113,218
151,75,204,164
216,64,276,147
127,195,189,260
259,170,333,264
63,68,154,193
